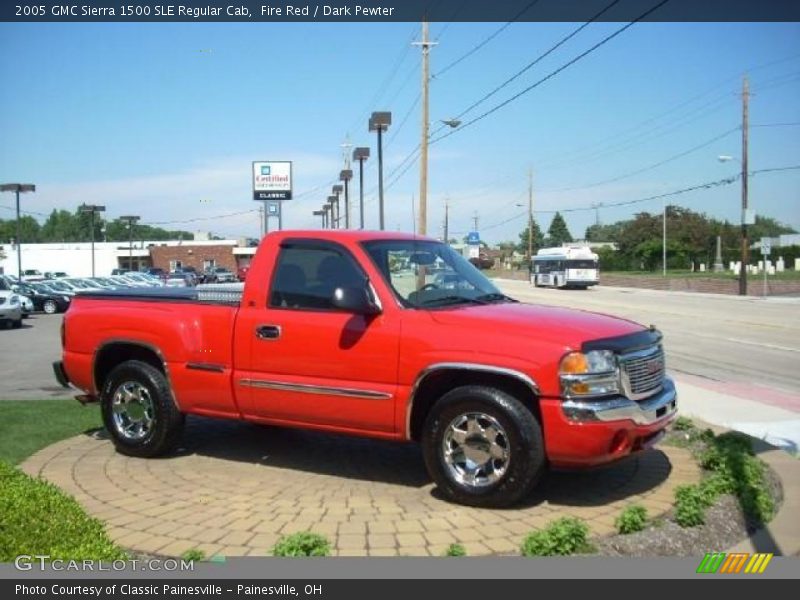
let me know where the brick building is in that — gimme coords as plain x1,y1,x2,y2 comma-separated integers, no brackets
150,244,240,273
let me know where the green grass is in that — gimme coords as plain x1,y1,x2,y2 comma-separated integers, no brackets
0,459,127,561
0,400,102,464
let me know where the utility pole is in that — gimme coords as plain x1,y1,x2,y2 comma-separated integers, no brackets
414,20,436,237
120,215,140,271
472,212,479,232
740,74,750,296
527,168,534,263
259,204,265,237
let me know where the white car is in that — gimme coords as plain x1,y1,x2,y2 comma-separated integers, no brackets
0,291,23,329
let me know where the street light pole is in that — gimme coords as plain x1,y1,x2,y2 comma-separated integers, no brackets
353,147,370,229
313,209,325,228
0,183,36,280
79,204,106,277
332,185,343,229
527,168,534,264
120,215,140,271
340,170,353,229
369,112,392,230
327,196,338,229
740,74,750,296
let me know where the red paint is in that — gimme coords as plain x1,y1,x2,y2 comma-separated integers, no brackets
62,230,672,467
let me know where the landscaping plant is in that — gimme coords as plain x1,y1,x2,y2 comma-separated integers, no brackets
615,505,648,534
520,517,592,556
271,532,331,557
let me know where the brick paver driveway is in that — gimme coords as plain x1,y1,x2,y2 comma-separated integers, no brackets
22,418,700,557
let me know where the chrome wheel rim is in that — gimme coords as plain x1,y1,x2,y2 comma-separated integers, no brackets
442,412,510,488
111,381,155,441
44,301,57,314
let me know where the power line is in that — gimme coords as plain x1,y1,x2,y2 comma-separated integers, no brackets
429,0,674,147
432,0,543,80
540,125,741,193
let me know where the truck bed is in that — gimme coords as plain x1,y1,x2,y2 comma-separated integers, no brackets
77,283,244,306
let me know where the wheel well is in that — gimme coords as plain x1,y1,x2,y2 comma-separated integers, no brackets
94,343,165,393
408,369,541,441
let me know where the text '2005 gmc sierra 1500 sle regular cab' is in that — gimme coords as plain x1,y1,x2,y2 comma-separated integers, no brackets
55,230,677,507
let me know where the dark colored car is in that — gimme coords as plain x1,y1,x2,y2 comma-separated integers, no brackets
179,266,200,285
13,282,71,314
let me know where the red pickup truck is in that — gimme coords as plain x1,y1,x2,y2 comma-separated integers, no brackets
55,230,676,507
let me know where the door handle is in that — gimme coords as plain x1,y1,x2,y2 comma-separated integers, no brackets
255,324,281,340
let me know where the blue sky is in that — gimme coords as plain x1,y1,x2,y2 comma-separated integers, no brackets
1,21,798,243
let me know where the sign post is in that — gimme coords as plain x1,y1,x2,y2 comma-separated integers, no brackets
760,237,771,298
253,161,292,231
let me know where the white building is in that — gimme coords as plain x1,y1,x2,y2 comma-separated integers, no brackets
0,239,247,278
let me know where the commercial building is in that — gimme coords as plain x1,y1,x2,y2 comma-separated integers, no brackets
0,239,256,278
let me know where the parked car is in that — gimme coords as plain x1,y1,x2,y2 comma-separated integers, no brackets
56,230,676,508
145,268,167,279
205,267,236,283
21,269,45,282
0,289,22,328
44,271,70,279
13,282,71,314
179,266,200,285
165,273,192,287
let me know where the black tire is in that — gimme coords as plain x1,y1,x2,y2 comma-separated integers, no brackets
421,385,545,508
101,360,185,458
12,318,22,329
43,299,58,314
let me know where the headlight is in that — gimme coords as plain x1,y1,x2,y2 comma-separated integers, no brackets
559,350,619,398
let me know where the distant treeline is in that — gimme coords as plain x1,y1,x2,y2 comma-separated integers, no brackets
0,209,193,244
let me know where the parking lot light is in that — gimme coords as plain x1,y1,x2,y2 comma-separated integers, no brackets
353,147,370,230
327,196,338,229
79,204,106,277
369,111,391,230
119,215,140,271
0,183,36,280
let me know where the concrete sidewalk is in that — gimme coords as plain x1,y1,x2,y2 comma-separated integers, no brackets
674,373,800,454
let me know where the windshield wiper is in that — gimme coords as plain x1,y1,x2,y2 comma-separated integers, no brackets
474,292,518,303
419,295,489,307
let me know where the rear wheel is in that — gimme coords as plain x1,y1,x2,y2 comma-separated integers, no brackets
43,300,58,314
12,318,22,329
421,385,545,508
101,360,185,457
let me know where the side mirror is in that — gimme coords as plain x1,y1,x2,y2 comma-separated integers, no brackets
331,286,381,315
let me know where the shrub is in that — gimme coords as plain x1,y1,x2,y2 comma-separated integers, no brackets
443,543,466,557
520,517,591,556
181,548,205,562
673,416,695,432
674,484,708,527
0,460,127,561
271,532,331,557
615,505,648,534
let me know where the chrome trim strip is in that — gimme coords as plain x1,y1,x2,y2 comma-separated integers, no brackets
239,378,393,400
561,376,677,426
404,362,540,440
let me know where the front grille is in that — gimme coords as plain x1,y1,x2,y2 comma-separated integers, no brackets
620,345,665,399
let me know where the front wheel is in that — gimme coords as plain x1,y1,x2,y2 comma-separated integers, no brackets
421,385,545,508
101,360,185,458
43,299,58,314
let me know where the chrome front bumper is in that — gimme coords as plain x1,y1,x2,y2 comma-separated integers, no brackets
561,376,677,425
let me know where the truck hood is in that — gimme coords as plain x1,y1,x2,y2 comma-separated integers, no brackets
428,301,645,350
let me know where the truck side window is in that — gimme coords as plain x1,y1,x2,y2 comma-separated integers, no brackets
269,245,366,311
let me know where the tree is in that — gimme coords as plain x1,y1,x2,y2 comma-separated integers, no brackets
0,216,41,243
749,215,797,240
585,222,623,243
546,212,573,247
518,219,544,255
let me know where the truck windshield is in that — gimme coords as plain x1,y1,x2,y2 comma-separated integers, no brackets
362,240,508,308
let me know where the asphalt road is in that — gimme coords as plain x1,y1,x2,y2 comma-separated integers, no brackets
496,279,800,397
2,284,798,401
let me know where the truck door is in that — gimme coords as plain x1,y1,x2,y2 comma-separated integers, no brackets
234,239,400,434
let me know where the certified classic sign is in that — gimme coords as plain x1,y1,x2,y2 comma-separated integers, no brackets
253,161,292,200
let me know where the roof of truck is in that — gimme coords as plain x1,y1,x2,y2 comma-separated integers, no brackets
261,230,439,243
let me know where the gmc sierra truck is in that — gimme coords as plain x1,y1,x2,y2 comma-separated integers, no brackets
55,230,677,507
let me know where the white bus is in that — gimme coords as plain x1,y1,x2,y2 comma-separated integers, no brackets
531,246,599,289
